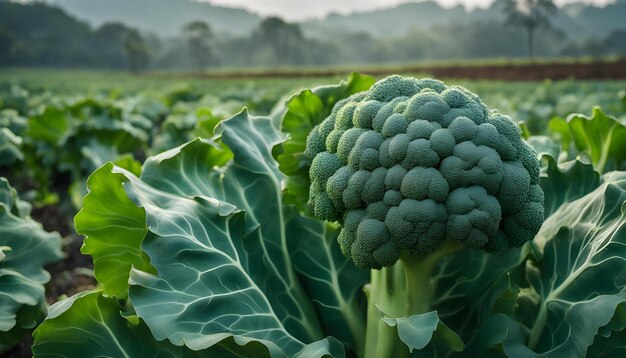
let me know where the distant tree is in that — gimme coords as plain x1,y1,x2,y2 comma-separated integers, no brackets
604,30,626,55
123,31,149,73
94,23,133,68
0,25,12,62
183,21,218,71
253,17,305,66
503,0,557,59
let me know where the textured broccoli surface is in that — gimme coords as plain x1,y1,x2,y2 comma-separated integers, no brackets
306,75,544,269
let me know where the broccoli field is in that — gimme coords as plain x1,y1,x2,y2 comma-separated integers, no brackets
1,69,626,357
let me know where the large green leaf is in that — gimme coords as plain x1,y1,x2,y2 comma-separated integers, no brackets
0,178,63,352
276,73,375,211
75,162,154,299
32,290,292,358
124,172,311,356
286,216,369,355
138,111,326,346
142,110,363,354
126,110,341,356
41,110,366,357
524,171,626,356
32,291,187,358
429,241,537,357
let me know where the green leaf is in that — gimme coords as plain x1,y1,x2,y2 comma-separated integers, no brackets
566,107,626,173
0,178,31,218
27,106,72,146
277,73,375,211
526,171,626,356
32,291,185,358
539,156,600,216
547,117,571,152
113,154,142,177
471,314,539,358
430,243,537,357
377,308,463,354
286,217,369,355
140,110,327,344
0,109,27,134
57,110,355,357
0,128,23,166
0,178,63,353
124,111,341,356
76,162,154,299
121,174,338,356
527,136,560,161
194,107,223,138
140,138,231,198
33,291,288,358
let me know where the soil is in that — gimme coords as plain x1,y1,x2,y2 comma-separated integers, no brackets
149,58,626,81
5,337,32,358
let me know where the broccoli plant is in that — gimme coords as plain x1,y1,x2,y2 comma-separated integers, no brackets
304,75,544,357
32,75,626,358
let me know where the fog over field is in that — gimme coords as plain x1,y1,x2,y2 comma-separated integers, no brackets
202,0,616,19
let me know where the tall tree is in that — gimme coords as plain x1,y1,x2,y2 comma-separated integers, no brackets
123,31,149,73
183,21,217,71
503,0,557,59
94,23,133,68
0,25,12,63
253,17,305,66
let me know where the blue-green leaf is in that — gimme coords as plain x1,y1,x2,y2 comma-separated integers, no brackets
0,178,63,352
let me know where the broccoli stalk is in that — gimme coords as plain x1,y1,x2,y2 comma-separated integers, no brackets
363,242,462,358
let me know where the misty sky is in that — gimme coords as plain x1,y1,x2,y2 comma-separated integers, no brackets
201,0,614,20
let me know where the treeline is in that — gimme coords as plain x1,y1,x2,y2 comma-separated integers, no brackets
0,0,625,71
0,1,150,70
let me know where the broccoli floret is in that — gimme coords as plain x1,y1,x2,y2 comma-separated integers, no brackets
306,75,544,270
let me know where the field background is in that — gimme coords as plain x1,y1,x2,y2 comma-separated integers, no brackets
1,0,626,356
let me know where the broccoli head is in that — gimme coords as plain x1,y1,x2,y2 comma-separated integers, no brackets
306,75,544,269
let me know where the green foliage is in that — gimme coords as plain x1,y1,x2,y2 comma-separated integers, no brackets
31,291,191,357
540,107,626,174
565,107,626,172
0,178,63,353
3,73,624,357
22,97,150,207
33,109,367,357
